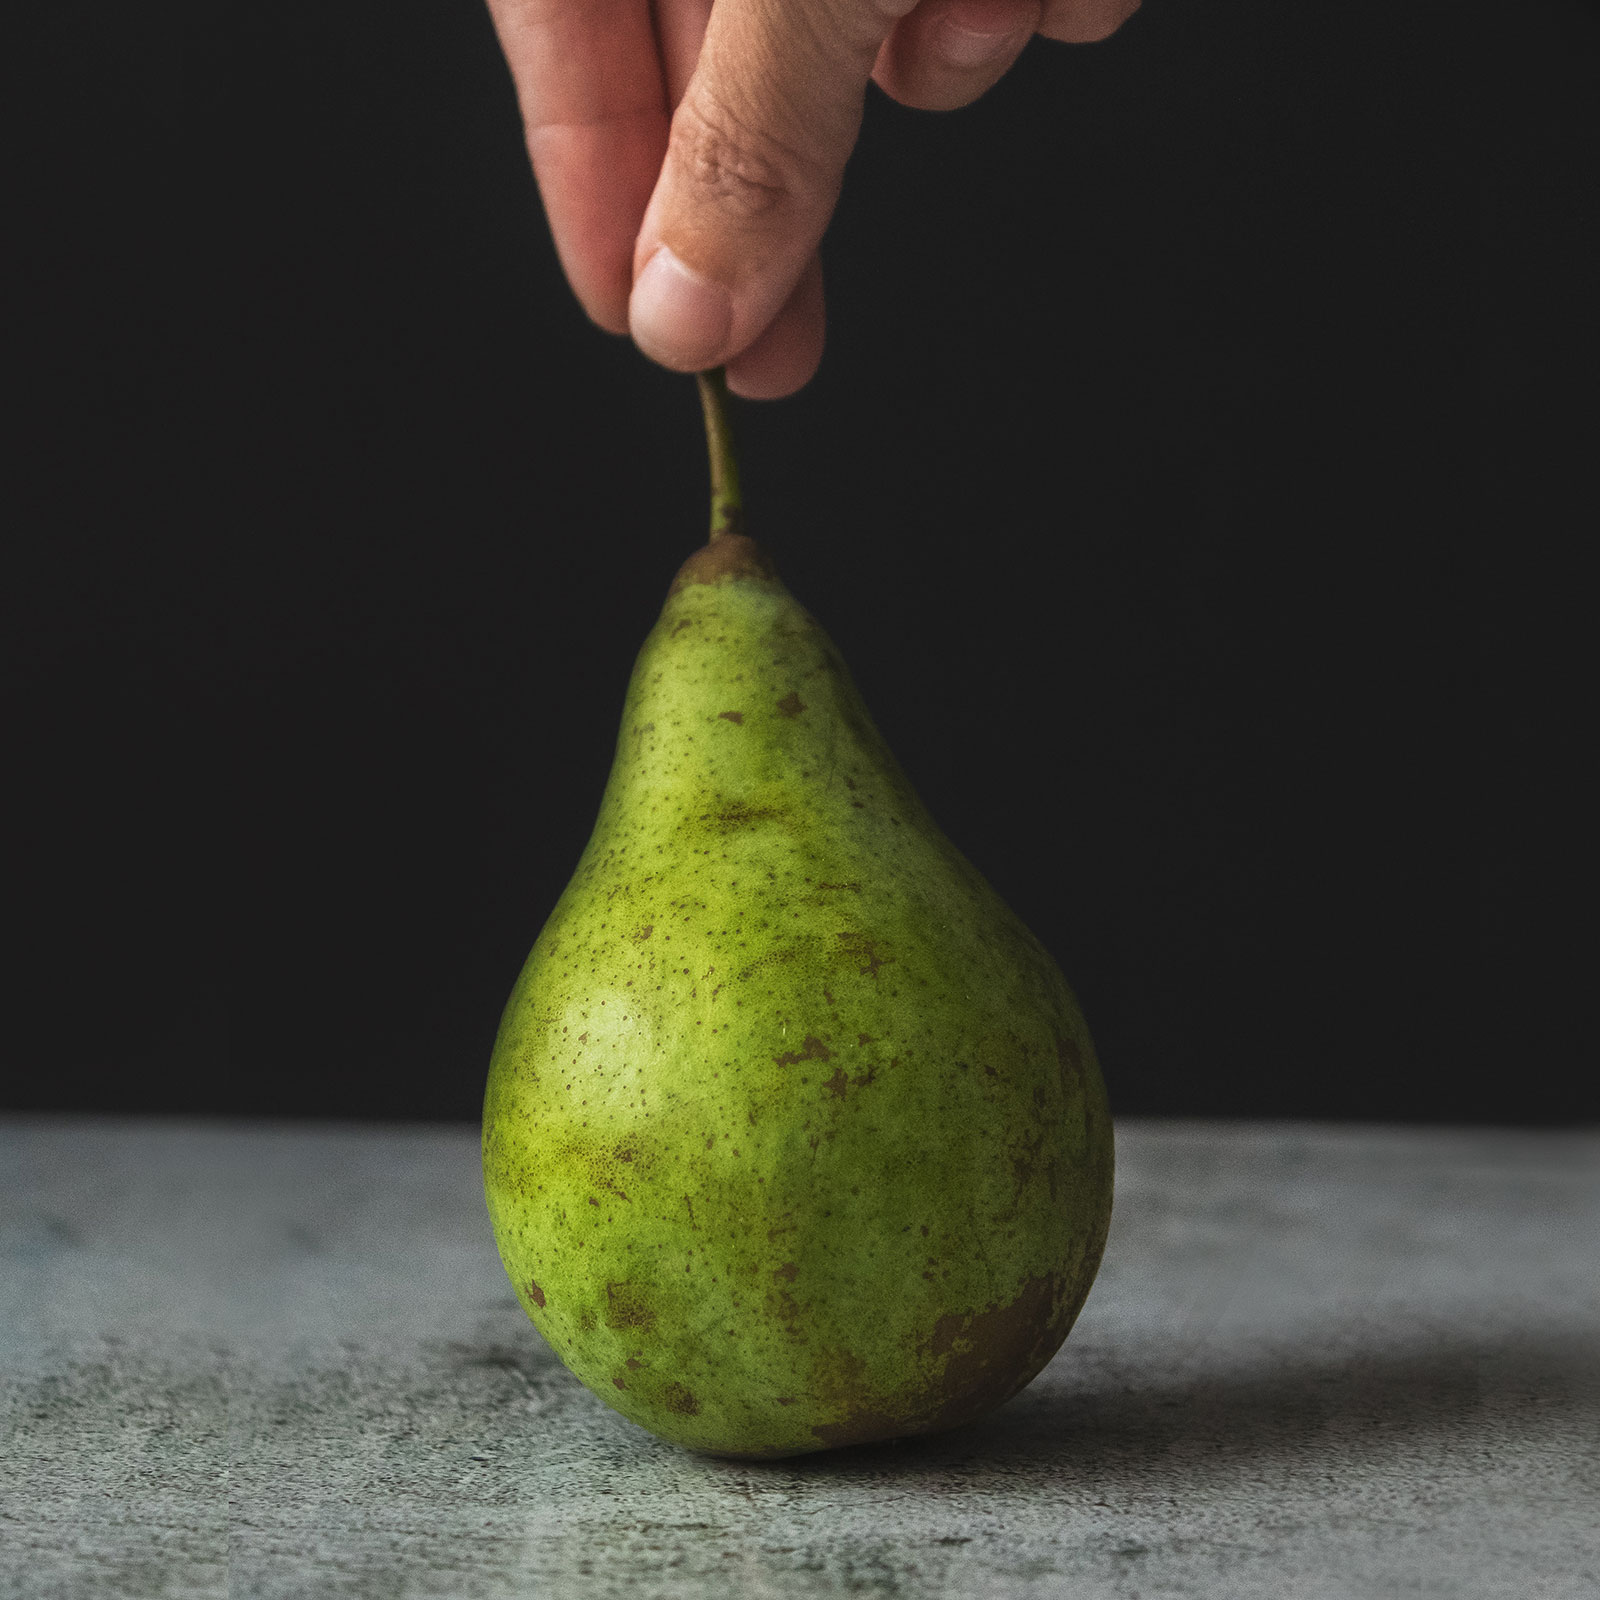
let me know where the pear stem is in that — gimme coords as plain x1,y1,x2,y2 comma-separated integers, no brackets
697,368,743,541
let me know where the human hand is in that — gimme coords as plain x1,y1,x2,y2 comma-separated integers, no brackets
485,0,1140,398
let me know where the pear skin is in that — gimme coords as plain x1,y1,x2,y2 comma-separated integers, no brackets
483,535,1113,1458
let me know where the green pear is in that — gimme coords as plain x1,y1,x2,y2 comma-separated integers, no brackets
483,373,1112,1458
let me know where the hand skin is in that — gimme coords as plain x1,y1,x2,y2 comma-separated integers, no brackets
484,0,1140,398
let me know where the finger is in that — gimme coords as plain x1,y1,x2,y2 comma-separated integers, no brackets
654,0,714,103
485,0,670,333
872,0,1041,113
628,0,918,372
725,253,826,399
1037,0,1139,44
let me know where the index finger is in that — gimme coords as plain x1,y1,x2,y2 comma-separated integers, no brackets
485,0,672,333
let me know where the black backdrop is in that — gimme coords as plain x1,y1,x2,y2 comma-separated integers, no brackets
9,0,1597,1122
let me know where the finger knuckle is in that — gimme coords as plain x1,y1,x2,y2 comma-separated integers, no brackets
670,92,812,225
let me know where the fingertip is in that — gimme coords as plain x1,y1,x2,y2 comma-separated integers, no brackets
553,250,629,336
725,258,825,400
1037,0,1139,45
579,290,632,339
724,338,822,400
874,0,1040,113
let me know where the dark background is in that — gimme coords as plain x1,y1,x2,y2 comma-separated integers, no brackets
9,0,1596,1123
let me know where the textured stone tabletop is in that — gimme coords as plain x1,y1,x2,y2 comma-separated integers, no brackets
1,1118,1595,1599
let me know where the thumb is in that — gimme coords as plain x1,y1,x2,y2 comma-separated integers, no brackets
629,0,911,371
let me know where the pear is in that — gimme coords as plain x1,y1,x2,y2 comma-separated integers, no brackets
483,373,1112,1458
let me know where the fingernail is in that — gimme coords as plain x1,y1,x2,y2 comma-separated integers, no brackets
936,20,1027,67
630,246,733,370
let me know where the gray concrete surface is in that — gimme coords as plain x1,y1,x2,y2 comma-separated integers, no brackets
1,1119,1595,1600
